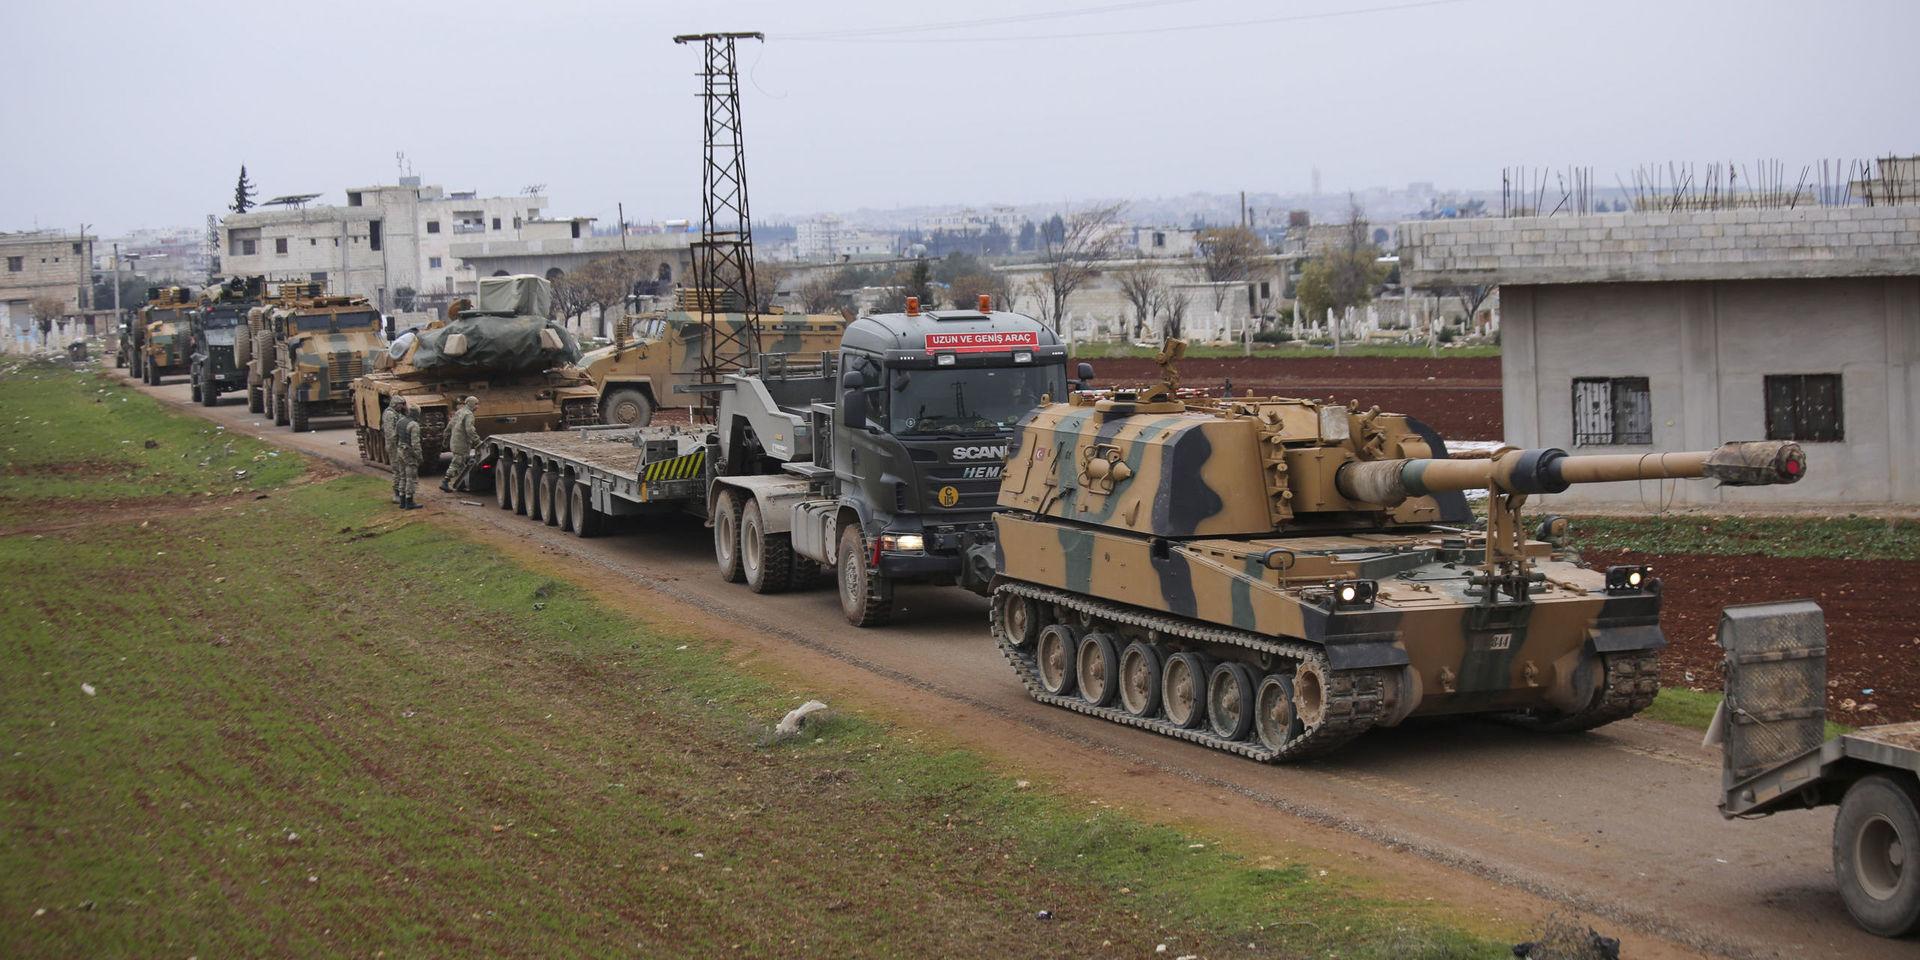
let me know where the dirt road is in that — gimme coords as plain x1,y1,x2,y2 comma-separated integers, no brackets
126,371,1905,959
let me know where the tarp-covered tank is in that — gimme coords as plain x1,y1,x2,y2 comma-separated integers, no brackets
989,341,1808,761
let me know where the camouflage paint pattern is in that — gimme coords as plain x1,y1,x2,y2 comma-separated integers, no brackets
581,311,844,420
268,296,387,413
993,381,1805,747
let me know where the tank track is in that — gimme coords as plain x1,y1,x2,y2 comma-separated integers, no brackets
992,581,1390,762
1499,651,1660,733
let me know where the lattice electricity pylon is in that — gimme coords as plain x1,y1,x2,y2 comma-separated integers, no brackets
674,31,764,393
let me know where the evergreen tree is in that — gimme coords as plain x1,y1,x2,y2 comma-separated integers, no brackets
231,165,257,214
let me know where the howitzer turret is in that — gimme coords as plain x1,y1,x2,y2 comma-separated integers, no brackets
988,340,1810,761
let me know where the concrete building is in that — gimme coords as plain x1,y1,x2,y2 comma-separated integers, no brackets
221,179,548,307
1002,254,1291,345
448,232,692,290
1131,226,1199,258
1402,204,1920,508
1,230,94,336
795,216,895,260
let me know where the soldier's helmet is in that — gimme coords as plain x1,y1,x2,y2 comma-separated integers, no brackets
463,395,479,407
393,396,409,411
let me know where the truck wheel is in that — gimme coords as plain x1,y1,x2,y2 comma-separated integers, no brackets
741,500,793,594
601,388,654,427
1034,624,1078,696
836,524,892,627
1162,652,1214,729
290,395,309,431
1076,632,1120,707
248,385,263,413
1206,662,1258,742
1834,774,1920,937
712,490,744,583
569,483,601,538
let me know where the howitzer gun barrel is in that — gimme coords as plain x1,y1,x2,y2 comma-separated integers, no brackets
1336,440,1806,505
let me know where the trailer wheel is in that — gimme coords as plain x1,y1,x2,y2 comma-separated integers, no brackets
1834,773,1920,938
521,464,542,521
740,500,794,594
601,388,654,427
495,455,514,510
569,483,601,538
836,524,892,627
551,475,573,531
713,489,744,583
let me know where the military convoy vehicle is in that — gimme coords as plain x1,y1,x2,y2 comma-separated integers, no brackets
132,286,195,385
482,297,1077,626
581,311,844,426
1713,601,1920,938
987,341,1808,761
353,275,595,470
188,277,263,406
255,287,386,431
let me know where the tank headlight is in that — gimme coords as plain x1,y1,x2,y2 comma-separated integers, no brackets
881,533,925,553
1605,565,1654,594
1330,579,1377,608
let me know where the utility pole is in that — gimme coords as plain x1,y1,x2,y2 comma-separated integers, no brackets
618,202,627,251
674,30,764,394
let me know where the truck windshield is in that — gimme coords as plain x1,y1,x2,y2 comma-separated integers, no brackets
203,310,246,328
889,365,1058,437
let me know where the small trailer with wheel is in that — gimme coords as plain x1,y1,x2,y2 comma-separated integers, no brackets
1714,600,1920,938
479,302,1075,626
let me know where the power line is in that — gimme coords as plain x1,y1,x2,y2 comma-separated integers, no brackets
783,0,1211,40
777,0,1468,44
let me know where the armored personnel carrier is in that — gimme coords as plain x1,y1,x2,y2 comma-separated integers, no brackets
989,341,1808,761
581,310,844,426
188,277,263,406
352,274,595,470
134,286,195,385
257,287,385,431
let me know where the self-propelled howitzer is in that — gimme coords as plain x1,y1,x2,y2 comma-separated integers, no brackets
989,342,1806,761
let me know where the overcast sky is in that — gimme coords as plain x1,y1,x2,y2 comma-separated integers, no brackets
4,0,1915,235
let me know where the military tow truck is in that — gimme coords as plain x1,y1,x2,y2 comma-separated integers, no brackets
482,298,1077,626
188,276,263,406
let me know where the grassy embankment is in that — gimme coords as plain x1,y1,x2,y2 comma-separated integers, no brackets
1071,342,1501,360
2,361,1505,958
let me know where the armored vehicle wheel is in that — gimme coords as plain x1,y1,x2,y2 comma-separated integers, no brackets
1034,624,1078,696
1254,674,1305,752
569,483,602,538
1834,774,1920,937
496,460,514,509
712,490,744,582
189,378,202,403
1117,641,1163,718
601,388,655,427
1076,633,1120,707
1207,663,1258,742
550,475,572,531
201,377,218,407
290,395,309,431
741,500,793,594
1162,652,1213,729
836,524,892,627
273,393,289,427
995,591,1041,649
248,385,263,413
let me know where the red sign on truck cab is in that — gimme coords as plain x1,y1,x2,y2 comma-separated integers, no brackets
924,331,1039,353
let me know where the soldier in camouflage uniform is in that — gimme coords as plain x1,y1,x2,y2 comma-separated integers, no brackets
441,395,480,492
383,398,406,503
396,399,423,510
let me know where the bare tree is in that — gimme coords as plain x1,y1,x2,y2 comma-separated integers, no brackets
1035,202,1126,331
1443,283,1494,327
751,260,791,313
1158,282,1193,340
798,273,841,314
1112,260,1164,340
947,270,1011,311
550,274,592,327
30,296,66,341
1195,225,1262,317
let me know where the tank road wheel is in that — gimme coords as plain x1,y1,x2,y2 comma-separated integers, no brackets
712,489,744,583
1035,624,1079,697
1117,641,1163,718
1162,652,1213,730
1254,674,1306,752
289,394,309,431
601,388,655,427
569,483,602,538
835,524,893,627
248,384,263,414
741,500,794,595
1075,632,1120,707
1292,660,1332,732
995,591,1042,649
1833,774,1920,937
1206,662,1258,742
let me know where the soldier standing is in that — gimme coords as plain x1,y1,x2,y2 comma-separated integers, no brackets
396,401,423,510
441,395,480,492
383,398,406,503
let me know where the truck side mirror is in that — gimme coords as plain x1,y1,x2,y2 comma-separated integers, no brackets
841,370,868,428
1076,361,1095,387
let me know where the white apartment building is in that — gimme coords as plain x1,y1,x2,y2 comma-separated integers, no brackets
221,178,548,308
795,216,895,261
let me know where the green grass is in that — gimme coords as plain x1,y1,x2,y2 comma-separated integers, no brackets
0,358,303,521
1563,513,1920,562
1643,687,1851,738
2,380,1506,958
1071,342,1501,360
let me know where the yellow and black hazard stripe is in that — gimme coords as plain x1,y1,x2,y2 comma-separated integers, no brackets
643,449,707,482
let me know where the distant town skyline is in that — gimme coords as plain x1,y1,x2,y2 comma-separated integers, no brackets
5,0,1916,235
